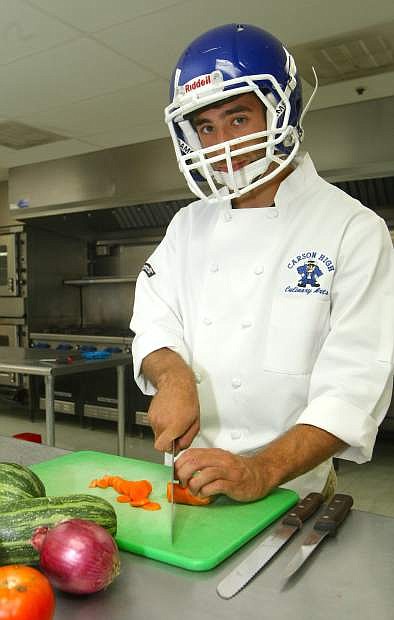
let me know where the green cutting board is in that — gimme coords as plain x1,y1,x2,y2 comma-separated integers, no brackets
30,450,298,571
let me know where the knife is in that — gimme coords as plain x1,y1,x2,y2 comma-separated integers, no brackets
216,492,324,599
282,493,353,580
169,440,176,544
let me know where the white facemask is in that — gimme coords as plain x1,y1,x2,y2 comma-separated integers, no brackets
211,155,270,190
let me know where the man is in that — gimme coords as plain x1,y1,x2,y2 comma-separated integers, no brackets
130,24,394,501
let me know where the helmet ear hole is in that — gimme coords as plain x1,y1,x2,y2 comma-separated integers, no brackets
189,166,206,183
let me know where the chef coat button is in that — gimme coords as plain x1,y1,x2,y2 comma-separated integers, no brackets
223,211,232,222
194,371,202,384
254,265,264,275
241,319,252,328
230,430,241,439
210,262,219,272
203,317,212,326
266,209,279,219
231,377,242,389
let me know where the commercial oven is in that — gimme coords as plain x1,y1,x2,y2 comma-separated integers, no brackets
0,226,26,319
0,233,19,297
0,226,27,389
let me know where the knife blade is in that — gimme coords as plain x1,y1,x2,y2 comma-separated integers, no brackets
216,492,324,599
169,440,175,544
282,493,353,581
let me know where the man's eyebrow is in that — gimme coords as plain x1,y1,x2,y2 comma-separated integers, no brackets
193,104,253,127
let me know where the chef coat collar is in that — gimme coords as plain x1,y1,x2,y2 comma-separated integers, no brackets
210,152,318,215
274,152,319,208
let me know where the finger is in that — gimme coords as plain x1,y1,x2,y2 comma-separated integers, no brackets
177,458,229,492
198,479,232,497
187,467,226,496
176,448,229,480
176,420,200,452
175,449,207,483
154,430,174,453
154,414,200,452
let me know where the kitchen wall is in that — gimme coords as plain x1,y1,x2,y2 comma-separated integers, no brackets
0,181,14,227
304,95,394,181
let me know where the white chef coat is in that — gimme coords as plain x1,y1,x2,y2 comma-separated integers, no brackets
130,152,394,497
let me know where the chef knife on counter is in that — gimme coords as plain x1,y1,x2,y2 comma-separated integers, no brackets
216,491,324,599
282,493,353,581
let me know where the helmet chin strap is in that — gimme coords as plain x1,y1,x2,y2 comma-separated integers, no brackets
211,155,270,191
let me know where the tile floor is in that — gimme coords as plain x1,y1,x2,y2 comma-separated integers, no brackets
1,398,393,517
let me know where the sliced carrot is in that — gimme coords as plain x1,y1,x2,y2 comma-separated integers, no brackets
118,480,132,495
129,498,149,507
110,477,124,493
167,481,212,506
95,479,110,488
88,475,160,510
136,480,152,496
142,502,161,511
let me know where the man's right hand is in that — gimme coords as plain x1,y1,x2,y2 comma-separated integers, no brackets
142,348,200,453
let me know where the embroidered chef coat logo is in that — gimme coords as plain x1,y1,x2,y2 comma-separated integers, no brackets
297,261,322,288
286,251,335,296
142,262,156,277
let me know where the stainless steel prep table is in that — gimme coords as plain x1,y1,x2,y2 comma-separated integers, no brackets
0,347,131,455
1,436,393,620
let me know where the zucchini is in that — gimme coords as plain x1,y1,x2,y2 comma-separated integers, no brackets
0,494,117,565
0,462,46,502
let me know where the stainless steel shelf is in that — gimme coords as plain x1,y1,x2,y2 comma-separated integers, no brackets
63,276,137,285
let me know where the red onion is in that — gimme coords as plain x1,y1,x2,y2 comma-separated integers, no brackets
31,518,121,594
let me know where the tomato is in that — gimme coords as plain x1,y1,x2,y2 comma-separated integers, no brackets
0,565,55,620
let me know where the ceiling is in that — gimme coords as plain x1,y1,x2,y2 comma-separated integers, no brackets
0,0,393,182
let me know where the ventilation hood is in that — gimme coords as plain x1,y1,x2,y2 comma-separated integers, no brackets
8,139,393,235
8,138,193,220
24,200,191,241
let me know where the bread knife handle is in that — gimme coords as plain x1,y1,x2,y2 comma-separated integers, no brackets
314,493,354,535
282,492,324,528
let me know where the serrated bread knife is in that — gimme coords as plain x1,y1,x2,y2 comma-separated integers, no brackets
282,493,353,580
216,492,324,599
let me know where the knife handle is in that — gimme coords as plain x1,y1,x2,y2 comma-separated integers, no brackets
282,492,324,528
314,493,353,535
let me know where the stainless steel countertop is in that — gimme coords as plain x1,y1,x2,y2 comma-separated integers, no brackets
1,436,393,620
0,346,131,376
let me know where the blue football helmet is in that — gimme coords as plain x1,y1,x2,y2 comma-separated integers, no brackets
165,24,311,202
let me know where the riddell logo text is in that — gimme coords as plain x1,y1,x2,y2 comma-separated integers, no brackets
185,75,212,92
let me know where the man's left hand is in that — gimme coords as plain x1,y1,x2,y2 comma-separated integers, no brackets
174,448,270,502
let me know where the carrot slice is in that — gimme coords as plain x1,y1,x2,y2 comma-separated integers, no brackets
116,495,132,503
119,480,132,495
95,479,110,488
110,477,124,493
129,498,150,507
167,481,212,506
142,502,161,511
137,480,152,496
